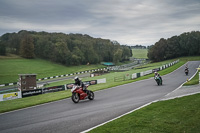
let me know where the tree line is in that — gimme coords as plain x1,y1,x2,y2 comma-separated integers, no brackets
147,31,200,62
0,30,132,65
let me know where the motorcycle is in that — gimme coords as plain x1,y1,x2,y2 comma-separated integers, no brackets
71,85,94,103
155,75,162,86
185,68,189,76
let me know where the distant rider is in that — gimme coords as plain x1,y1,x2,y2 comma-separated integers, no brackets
74,76,87,93
154,72,162,84
185,64,189,75
185,64,189,72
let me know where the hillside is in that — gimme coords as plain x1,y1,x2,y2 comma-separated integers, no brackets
0,30,132,65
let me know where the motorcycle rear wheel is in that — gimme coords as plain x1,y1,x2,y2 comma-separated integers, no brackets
72,93,80,103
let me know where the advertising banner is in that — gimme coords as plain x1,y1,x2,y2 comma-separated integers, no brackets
22,89,42,98
88,80,97,85
97,78,106,84
42,85,65,94
66,83,75,89
0,92,21,101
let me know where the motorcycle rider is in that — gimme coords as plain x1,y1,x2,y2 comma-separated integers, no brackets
185,64,189,72
154,71,162,84
74,76,87,93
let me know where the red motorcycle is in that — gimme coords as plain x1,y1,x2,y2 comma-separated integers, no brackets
71,85,94,103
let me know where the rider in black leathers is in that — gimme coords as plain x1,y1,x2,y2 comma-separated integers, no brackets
74,76,87,92
185,64,189,75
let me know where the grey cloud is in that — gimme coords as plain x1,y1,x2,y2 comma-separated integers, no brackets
0,0,200,46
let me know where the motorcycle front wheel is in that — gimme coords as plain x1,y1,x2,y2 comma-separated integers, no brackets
88,91,94,100
72,93,80,103
156,79,160,86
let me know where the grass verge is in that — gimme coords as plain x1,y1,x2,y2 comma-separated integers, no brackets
89,93,200,133
183,70,199,86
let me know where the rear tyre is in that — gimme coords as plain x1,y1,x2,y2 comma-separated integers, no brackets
88,91,94,100
72,93,80,103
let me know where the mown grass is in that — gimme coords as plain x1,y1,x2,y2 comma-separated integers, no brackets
0,58,105,84
132,49,148,59
89,93,200,133
0,56,199,113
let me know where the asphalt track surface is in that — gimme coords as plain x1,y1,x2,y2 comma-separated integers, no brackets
0,61,199,133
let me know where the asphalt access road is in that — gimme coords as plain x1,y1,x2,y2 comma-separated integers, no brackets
0,61,199,133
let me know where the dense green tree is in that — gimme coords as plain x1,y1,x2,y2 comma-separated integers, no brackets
19,32,35,58
52,41,71,65
148,31,200,62
71,46,85,65
121,45,132,61
113,49,123,63
0,41,6,55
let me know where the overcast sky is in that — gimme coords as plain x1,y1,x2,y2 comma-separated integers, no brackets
0,0,200,46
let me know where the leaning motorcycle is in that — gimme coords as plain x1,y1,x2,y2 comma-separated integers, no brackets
155,75,162,86
71,85,94,103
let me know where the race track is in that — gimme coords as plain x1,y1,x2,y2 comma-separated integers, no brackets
0,61,199,133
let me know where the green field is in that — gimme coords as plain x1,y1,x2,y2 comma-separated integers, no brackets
132,49,148,59
0,58,104,84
